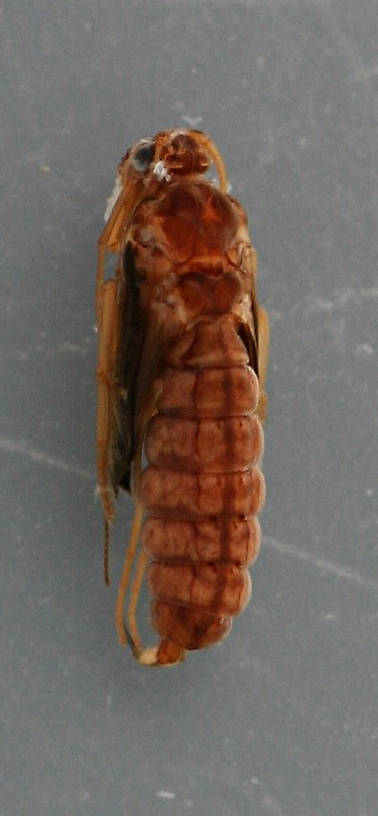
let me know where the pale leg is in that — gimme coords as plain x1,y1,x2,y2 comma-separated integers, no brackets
257,306,270,423
96,279,120,583
115,499,144,646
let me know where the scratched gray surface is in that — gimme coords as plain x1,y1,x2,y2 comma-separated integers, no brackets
1,1,377,815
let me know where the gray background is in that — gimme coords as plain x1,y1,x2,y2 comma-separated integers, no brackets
1,1,377,814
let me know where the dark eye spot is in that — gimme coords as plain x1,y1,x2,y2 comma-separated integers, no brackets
132,142,155,171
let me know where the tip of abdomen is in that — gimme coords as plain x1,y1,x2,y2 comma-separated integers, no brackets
151,599,233,650
138,638,187,666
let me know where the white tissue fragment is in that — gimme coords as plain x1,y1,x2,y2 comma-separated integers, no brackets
156,790,176,800
153,160,172,182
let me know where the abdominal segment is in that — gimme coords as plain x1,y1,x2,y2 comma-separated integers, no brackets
142,517,261,566
145,414,263,472
141,466,265,519
140,315,265,651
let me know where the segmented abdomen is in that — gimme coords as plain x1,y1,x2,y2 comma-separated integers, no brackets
141,314,265,650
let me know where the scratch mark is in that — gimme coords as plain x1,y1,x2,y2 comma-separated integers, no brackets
3,435,376,591
291,287,378,317
181,114,203,128
0,338,93,361
319,1,378,113
0,436,93,481
354,343,374,357
156,791,176,800
261,793,288,816
264,535,378,590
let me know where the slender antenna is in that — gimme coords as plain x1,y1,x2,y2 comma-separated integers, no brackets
190,131,228,192
103,518,111,586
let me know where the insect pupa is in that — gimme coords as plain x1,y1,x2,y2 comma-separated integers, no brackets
96,129,269,666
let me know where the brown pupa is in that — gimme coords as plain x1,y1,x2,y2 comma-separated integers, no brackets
96,129,269,666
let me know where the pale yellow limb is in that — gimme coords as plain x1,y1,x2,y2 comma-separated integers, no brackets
256,305,270,423
114,383,161,649
189,130,228,193
127,550,148,656
115,499,144,646
96,177,144,317
96,196,123,317
96,175,146,582
96,279,119,576
120,538,186,666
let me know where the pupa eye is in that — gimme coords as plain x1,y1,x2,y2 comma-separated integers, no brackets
132,142,155,172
